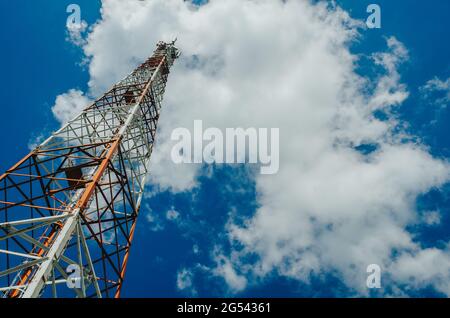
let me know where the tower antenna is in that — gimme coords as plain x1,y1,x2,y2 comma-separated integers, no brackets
0,41,179,298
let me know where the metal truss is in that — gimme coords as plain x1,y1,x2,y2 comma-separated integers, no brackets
0,41,179,298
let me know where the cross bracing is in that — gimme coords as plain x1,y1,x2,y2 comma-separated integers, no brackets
0,41,179,298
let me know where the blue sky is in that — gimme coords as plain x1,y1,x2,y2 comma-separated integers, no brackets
0,0,449,297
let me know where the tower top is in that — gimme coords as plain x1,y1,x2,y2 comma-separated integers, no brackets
157,39,180,59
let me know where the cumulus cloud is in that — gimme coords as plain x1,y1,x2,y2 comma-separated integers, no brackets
390,246,450,296
213,253,247,293
368,37,409,111
67,20,89,47
176,268,197,295
27,133,45,150
145,204,165,232
166,208,180,221
56,0,450,296
51,89,91,125
421,76,450,107
421,210,441,226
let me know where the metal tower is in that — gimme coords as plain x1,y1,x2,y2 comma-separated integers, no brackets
0,41,179,298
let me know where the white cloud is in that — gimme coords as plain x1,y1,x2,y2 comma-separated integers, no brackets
145,204,164,232
67,20,89,46
421,76,450,107
368,37,409,111
56,0,450,296
51,89,91,125
27,133,45,150
192,244,199,254
213,253,247,293
166,208,180,220
421,211,441,226
390,246,450,296
176,268,197,295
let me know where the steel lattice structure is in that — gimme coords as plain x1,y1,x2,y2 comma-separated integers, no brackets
0,41,179,298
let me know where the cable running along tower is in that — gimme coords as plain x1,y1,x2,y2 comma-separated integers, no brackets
0,41,179,298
